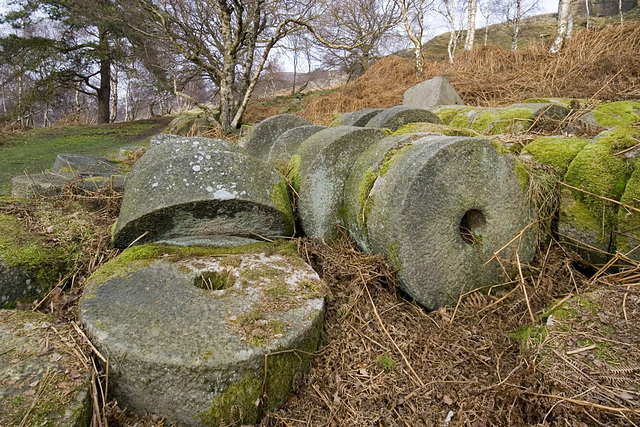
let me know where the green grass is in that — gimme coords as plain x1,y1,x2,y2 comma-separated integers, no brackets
0,117,170,195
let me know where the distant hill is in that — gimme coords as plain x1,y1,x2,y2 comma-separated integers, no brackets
397,5,640,62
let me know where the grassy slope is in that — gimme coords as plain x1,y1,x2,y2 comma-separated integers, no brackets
0,117,170,195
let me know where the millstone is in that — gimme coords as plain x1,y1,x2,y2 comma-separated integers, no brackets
79,242,325,427
330,108,383,127
343,132,439,253
0,310,91,426
365,105,443,131
131,135,244,177
364,135,535,310
113,150,293,248
245,114,311,159
296,126,386,242
52,153,120,176
267,125,325,168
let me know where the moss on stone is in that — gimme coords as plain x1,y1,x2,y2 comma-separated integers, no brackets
514,158,530,191
0,213,70,292
560,128,638,248
592,101,640,127
86,241,300,298
379,143,413,177
270,181,295,235
286,154,302,194
435,106,470,125
392,122,480,137
388,241,402,270
472,108,534,134
199,312,322,426
521,136,590,175
616,167,640,258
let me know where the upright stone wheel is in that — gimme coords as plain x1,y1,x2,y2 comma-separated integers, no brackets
113,150,293,248
295,126,386,242
365,105,443,131
330,108,383,127
80,242,325,426
245,114,311,159
267,125,325,168
365,135,535,310
343,132,439,253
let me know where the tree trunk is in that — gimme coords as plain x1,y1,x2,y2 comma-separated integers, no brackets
219,63,236,134
447,0,457,63
550,0,573,53
511,0,521,50
96,29,111,124
585,0,590,28
110,65,118,123
484,0,491,45
465,0,478,50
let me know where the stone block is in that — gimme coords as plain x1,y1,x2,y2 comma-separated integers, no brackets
402,75,464,109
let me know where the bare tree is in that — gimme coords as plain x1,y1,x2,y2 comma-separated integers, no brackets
464,0,479,50
494,0,539,50
549,0,574,53
127,0,308,133
396,0,436,76
307,0,401,79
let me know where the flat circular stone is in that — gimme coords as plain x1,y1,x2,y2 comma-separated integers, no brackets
366,135,535,310
80,242,325,426
0,310,91,426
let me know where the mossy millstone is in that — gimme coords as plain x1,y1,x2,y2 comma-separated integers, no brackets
617,166,640,261
519,136,590,178
0,310,91,426
79,242,325,427
296,126,386,242
365,105,443,131
267,125,325,168
330,108,383,127
0,213,71,308
558,126,640,265
245,114,311,159
343,132,439,253
435,103,570,135
113,149,294,248
365,135,535,311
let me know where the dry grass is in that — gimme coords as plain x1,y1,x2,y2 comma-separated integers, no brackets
258,237,640,426
242,22,640,128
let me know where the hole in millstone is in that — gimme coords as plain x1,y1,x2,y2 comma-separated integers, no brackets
459,209,487,244
194,270,236,291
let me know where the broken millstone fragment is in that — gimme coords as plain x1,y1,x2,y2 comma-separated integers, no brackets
330,108,384,127
245,114,311,159
294,126,386,242
402,74,464,109
11,172,126,197
113,149,293,248
364,135,535,311
80,241,325,427
52,153,120,176
365,105,443,131
0,310,91,426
